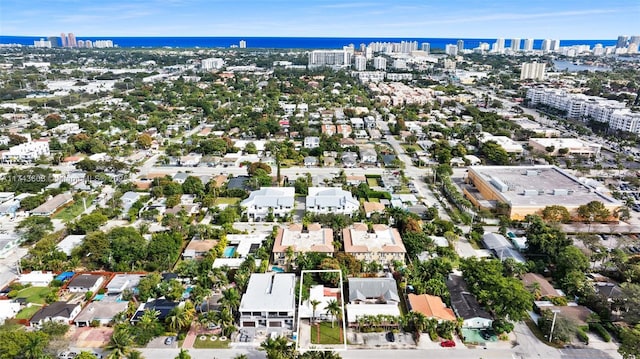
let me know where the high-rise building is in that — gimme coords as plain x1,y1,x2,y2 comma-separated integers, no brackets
520,62,546,81
541,39,551,53
494,38,505,53
593,44,605,56
47,36,60,47
353,55,367,71
77,40,85,48
617,35,629,48
445,44,458,56
239,40,246,48
372,56,386,70
308,50,352,68
628,43,639,54
421,42,430,54
511,38,521,51
85,40,93,48
457,39,464,52
60,33,68,47
523,38,534,51
629,36,640,45
201,57,225,70
33,38,52,48
551,39,560,52
68,33,76,47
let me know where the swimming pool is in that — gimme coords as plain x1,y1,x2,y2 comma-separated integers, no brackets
223,246,236,257
507,232,516,238
272,266,285,273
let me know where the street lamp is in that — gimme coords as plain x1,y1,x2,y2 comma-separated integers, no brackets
548,309,561,343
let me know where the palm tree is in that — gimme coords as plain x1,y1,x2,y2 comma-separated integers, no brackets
325,299,341,328
214,306,236,336
175,349,191,359
260,336,294,359
219,287,241,313
166,302,195,333
126,351,144,359
106,326,134,359
310,299,321,325
23,332,48,359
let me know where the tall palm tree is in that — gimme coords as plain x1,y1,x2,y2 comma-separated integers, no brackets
260,336,295,359
325,299,341,328
106,326,134,359
310,299,321,325
219,287,241,313
23,332,48,359
214,306,236,336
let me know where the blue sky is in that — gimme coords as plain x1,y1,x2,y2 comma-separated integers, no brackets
1,0,638,38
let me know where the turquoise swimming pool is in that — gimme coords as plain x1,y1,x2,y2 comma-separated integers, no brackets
507,232,516,238
223,246,236,257
272,266,285,273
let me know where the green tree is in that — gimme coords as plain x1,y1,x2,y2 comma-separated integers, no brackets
541,205,571,223
175,349,191,359
577,201,611,222
325,299,341,328
106,325,134,359
619,324,640,359
70,211,108,234
181,176,204,196
17,216,53,243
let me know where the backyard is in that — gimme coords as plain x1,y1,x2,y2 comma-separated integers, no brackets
310,322,343,345
15,286,54,304
53,195,96,222
14,305,42,320
213,197,241,206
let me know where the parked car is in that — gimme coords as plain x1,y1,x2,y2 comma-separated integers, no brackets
440,340,456,347
481,331,492,340
164,336,175,345
386,331,395,342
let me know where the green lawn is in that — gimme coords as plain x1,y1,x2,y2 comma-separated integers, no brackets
15,305,42,320
193,335,231,349
366,178,379,187
213,197,241,206
15,287,53,304
310,322,343,345
53,195,96,222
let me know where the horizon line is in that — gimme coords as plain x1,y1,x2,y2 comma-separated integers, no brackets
0,35,618,41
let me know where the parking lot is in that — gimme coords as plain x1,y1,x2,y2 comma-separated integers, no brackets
351,332,416,348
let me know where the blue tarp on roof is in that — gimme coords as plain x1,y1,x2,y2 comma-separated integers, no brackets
55,271,74,281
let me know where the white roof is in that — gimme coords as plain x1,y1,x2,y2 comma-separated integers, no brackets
56,235,86,256
306,187,359,208
213,258,262,269
241,187,295,207
239,273,295,312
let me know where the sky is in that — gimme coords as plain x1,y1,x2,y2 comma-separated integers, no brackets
1,0,638,39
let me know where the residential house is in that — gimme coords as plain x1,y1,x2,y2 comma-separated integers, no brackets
350,118,365,129
182,239,217,260
30,301,82,328
343,223,407,266
340,138,357,148
1,139,50,163
121,191,145,213
272,223,334,266
521,273,563,299
303,156,319,167
56,235,86,257
407,293,456,322
0,233,22,259
240,187,295,221
131,299,180,322
341,151,358,168
303,137,320,149
67,274,105,293
105,274,144,295
30,193,73,216
306,187,359,216
74,301,128,327
346,277,401,326
446,274,493,329
18,271,54,287
239,273,296,330
323,156,336,167
172,172,190,184
363,201,386,218
299,285,341,320
534,301,594,327
336,124,352,138
482,233,525,264
0,301,21,324
359,148,377,164
321,124,336,136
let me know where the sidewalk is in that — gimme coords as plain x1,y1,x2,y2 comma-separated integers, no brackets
182,325,197,349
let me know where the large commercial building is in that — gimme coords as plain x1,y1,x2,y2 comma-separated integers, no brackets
372,56,387,70
528,138,602,157
463,165,620,220
510,38,521,51
308,50,352,68
520,62,546,81
201,57,225,70
523,38,534,51
526,88,640,134
353,55,367,71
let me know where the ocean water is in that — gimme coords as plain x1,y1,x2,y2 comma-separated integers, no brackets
0,36,617,50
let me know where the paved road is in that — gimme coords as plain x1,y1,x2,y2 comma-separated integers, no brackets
384,134,451,220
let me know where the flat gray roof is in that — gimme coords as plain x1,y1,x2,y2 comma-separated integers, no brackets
239,273,295,312
469,165,621,208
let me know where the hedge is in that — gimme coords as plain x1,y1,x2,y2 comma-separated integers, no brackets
589,322,611,342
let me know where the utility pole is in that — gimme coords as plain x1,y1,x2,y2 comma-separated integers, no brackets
549,309,560,343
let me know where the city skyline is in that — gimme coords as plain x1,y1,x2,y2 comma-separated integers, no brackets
0,0,638,39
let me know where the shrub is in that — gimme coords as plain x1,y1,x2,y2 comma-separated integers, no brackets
589,322,611,342
549,296,568,306
7,290,18,298
492,319,515,334
90,320,100,327
50,280,63,288
177,332,187,340
576,328,589,344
